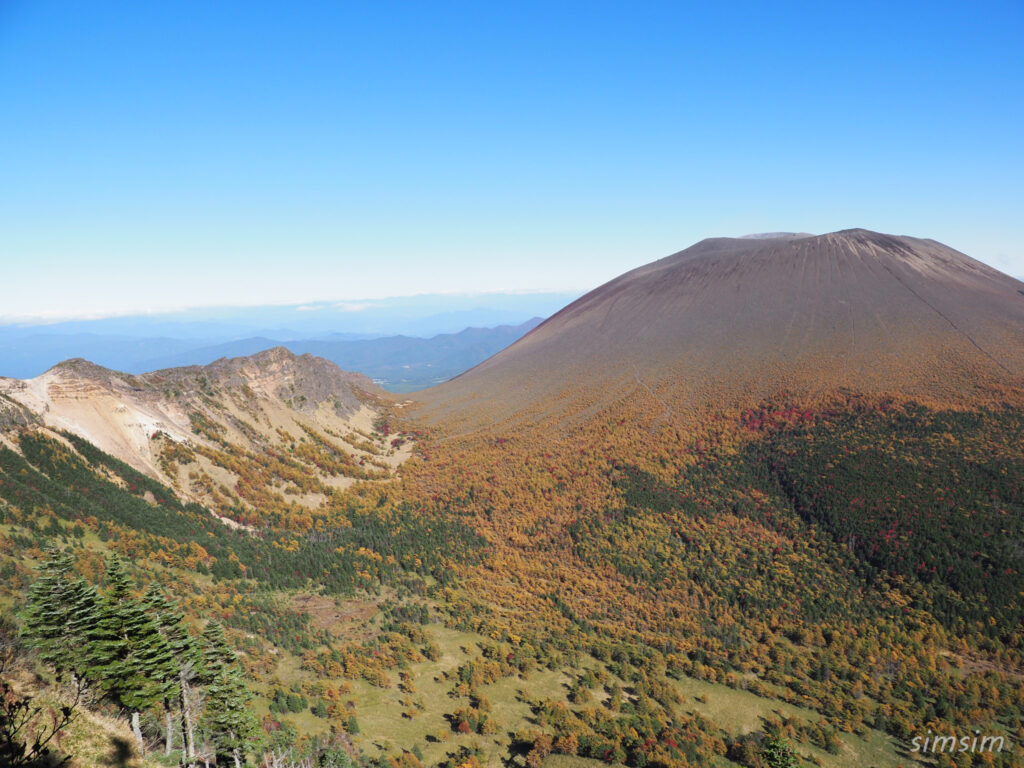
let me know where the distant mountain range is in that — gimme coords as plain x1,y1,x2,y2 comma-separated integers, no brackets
0,292,565,390
139,318,544,392
0,318,542,392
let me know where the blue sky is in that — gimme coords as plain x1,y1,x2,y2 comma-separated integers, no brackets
1,0,1021,320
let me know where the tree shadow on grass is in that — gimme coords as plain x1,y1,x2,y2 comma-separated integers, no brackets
103,737,132,768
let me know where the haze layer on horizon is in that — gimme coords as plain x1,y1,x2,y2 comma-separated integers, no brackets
1,1,1021,320
0,291,580,331
0,292,577,382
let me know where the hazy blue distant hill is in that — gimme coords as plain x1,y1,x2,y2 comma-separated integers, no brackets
0,291,577,381
0,333,205,379
0,319,546,392
141,319,544,392
291,319,544,392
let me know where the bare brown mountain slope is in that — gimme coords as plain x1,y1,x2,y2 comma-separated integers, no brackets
0,347,412,518
415,229,1024,430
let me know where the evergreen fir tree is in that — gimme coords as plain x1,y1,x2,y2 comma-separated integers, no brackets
198,621,234,683
762,736,800,768
19,548,99,686
142,583,202,762
198,621,260,768
84,555,176,757
319,745,354,768
346,715,360,735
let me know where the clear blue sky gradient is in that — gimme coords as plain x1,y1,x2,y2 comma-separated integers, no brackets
1,0,1022,320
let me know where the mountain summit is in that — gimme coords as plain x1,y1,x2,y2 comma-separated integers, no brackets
417,229,1024,428
0,348,405,509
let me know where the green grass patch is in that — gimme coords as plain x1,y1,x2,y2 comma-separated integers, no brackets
672,676,920,768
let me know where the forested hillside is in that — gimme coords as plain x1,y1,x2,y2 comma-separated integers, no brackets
3,391,1023,767
0,420,482,767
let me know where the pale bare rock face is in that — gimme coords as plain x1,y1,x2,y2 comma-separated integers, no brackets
416,229,1024,430
0,359,194,478
146,346,370,418
0,347,409,509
